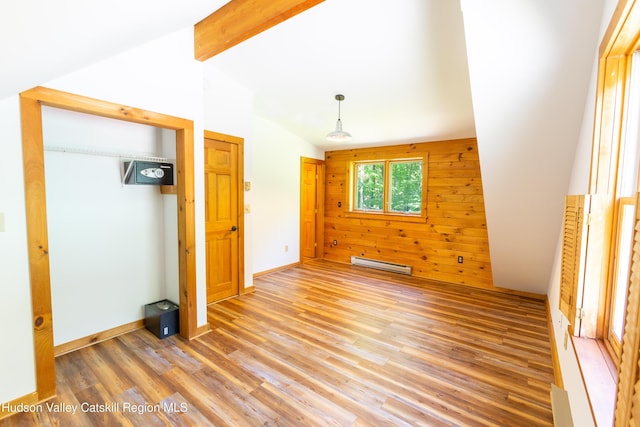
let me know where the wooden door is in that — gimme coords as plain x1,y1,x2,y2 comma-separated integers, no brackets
301,162,317,258
300,158,324,260
205,137,239,303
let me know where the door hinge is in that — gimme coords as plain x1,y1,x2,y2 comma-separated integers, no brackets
314,242,317,247
577,308,585,320
315,209,318,214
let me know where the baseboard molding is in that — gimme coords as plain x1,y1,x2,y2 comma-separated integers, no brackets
240,285,255,295
492,286,547,301
546,298,564,389
315,258,546,299
0,391,39,420
54,319,144,357
190,323,211,340
253,262,300,278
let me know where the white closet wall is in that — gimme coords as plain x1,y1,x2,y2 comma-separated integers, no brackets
42,106,178,345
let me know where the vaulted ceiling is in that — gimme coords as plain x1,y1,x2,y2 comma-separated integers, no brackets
0,0,228,100
204,0,476,149
0,0,606,293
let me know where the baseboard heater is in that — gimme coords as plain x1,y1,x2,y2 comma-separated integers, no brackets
550,384,573,426
351,256,412,275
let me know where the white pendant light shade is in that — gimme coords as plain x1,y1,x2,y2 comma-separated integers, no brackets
326,118,352,142
326,94,352,142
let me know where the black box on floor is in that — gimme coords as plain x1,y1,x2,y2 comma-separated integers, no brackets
144,299,179,339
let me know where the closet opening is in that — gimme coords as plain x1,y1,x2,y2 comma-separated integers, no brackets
20,86,198,402
42,107,179,352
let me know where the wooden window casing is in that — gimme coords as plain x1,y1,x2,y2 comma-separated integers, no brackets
348,157,427,223
591,0,640,425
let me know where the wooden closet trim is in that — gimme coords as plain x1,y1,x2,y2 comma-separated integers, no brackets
19,86,198,402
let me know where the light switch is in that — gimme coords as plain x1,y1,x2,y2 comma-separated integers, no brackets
0,212,5,232
244,181,251,191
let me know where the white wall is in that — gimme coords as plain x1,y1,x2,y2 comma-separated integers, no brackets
546,0,618,425
0,95,37,403
42,107,177,345
161,130,180,304
203,66,324,278
203,67,255,288
251,115,323,273
44,27,207,330
462,1,611,423
0,27,208,404
461,0,605,294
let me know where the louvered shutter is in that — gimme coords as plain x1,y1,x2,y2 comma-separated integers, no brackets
559,195,589,333
615,194,640,426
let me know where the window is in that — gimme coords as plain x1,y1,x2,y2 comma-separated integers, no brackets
603,51,640,362
352,159,424,216
354,162,384,211
389,161,423,213
582,3,640,424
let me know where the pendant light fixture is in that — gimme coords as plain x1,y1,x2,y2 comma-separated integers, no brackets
326,94,352,142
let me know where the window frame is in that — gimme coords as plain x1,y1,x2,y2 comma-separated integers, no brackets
579,1,640,424
348,157,427,223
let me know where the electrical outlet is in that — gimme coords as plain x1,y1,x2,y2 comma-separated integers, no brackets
284,245,288,252
457,256,463,263
333,240,338,246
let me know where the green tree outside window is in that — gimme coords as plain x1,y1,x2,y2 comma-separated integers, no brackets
389,161,422,213
355,162,384,211
353,159,423,215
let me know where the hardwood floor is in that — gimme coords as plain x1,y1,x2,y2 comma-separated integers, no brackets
2,260,555,426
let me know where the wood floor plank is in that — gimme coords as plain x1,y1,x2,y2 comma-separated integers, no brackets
158,392,212,427
79,345,134,398
74,383,133,427
1,259,554,426
158,368,228,426
190,366,283,425
114,388,171,427
94,338,175,405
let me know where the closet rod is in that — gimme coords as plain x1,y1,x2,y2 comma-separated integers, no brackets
44,145,173,163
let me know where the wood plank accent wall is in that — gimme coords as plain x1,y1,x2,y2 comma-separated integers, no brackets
323,138,494,289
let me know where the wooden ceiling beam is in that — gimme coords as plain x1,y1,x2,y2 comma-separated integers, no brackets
194,0,324,61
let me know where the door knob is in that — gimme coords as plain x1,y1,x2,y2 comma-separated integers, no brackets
231,225,237,232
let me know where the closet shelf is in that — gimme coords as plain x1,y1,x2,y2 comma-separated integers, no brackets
160,185,177,195
44,145,173,163
45,145,176,194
